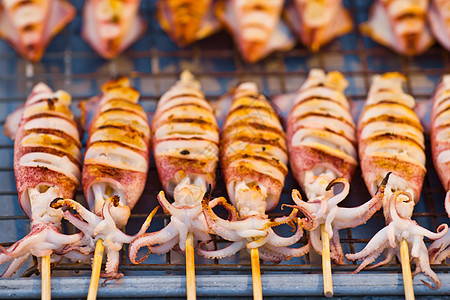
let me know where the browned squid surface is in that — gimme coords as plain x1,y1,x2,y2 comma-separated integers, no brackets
346,73,448,289
1,83,83,277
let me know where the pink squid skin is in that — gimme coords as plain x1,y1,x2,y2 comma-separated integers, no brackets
82,0,147,59
0,0,75,62
285,0,353,52
428,75,450,265
360,0,434,56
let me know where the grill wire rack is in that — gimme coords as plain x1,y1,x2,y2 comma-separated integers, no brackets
0,0,449,298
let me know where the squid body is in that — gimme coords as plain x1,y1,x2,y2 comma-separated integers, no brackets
51,77,152,279
360,0,434,55
1,83,83,277
128,71,220,263
199,82,314,263
0,0,75,62
346,73,448,289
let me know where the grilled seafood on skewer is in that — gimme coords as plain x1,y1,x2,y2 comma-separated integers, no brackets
428,0,450,51
82,0,148,59
157,0,221,47
0,0,76,62
216,0,296,63
51,77,153,279
346,73,449,289
428,75,450,264
284,0,353,52
199,82,314,263
360,0,434,55
286,69,389,264
128,71,222,263
1,83,83,277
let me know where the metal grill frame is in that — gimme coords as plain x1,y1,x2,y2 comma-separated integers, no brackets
0,0,449,298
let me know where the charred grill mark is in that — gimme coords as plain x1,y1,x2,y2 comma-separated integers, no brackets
163,92,206,103
361,114,423,131
223,121,285,137
292,95,347,110
226,153,288,175
163,155,209,167
434,102,450,118
21,146,80,166
87,140,147,155
361,133,425,150
156,136,218,145
294,125,355,145
24,113,76,126
294,111,356,128
228,164,284,187
46,98,55,110
96,125,146,139
155,117,218,130
221,135,287,153
364,100,414,111
156,102,212,116
24,128,82,149
100,108,148,121
227,104,276,119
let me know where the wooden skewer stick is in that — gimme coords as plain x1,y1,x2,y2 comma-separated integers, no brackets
87,239,105,300
251,248,262,300
400,238,415,300
41,254,51,300
321,224,333,298
185,232,196,300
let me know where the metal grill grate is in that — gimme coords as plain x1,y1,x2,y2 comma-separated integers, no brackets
0,0,449,298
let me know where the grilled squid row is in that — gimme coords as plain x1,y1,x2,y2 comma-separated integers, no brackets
50,78,152,279
129,71,221,262
287,69,387,264
346,73,449,289
1,83,83,277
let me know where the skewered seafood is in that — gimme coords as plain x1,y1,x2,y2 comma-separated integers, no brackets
82,0,147,59
346,73,449,289
284,0,353,52
428,75,450,264
1,83,83,277
157,0,221,47
0,0,76,62
129,71,221,263
428,0,450,51
286,69,387,263
51,77,152,279
199,82,314,263
216,0,296,63
360,0,434,55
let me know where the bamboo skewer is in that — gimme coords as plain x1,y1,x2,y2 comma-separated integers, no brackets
251,248,262,300
87,239,105,300
400,238,415,300
41,254,51,300
185,232,197,300
321,224,333,298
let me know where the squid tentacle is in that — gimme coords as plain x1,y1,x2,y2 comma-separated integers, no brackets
197,240,246,259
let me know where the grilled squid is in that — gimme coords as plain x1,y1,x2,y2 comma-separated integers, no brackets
0,0,75,62
199,82,314,263
284,0,353,52
51,77,152,279
360,0,434,55
82,0,147,59
286,69,389,264
428,75,450,264
346,73,449,289
428,0,450,51
128,71,221,263
1,83,83,277
216,0,296,63
156,0,221,47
